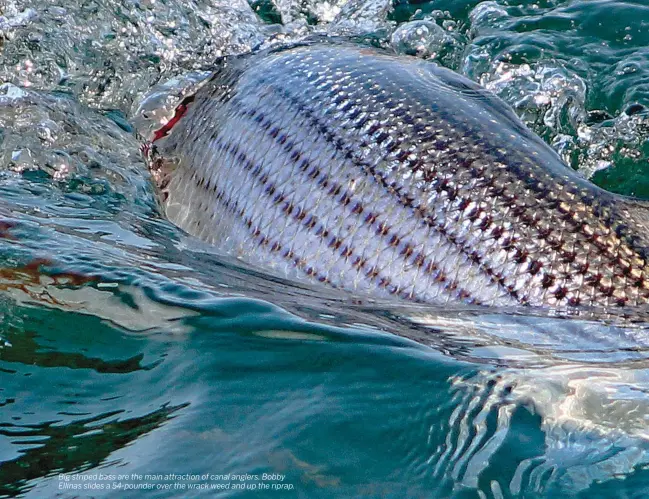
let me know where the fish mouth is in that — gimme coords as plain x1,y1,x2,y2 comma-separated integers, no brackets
140,93,198,203
151,94,196,143
140,94,196,157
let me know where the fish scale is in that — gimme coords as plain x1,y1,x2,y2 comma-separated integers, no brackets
216,105,486,302
147,42,649,309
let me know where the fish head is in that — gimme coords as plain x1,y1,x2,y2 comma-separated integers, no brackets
132,72,211,203
131,71,211,145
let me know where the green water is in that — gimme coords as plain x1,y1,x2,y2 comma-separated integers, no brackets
1,0,649,498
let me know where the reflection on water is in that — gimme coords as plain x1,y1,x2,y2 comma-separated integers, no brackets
1,0,649,498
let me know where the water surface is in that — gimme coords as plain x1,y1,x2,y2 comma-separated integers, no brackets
1,0,649,497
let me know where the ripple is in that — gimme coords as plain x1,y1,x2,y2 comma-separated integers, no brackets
1,0,649,497
463,0,649,196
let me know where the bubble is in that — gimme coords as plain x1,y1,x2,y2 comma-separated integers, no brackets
0,83,28,102
478,61,587,134
0,0,268,112
328,0,395,39
0,6,37,32
391,20,451,58
468,1,509,35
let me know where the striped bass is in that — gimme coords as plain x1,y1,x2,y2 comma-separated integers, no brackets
144,42,649,309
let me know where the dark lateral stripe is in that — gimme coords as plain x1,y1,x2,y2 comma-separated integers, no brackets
356,69,649,284
193,132,458,302
249,75,517,303
190,164,333,286
226,97,480,303
271,65,649,305
299,69,558,287
417,100,645,302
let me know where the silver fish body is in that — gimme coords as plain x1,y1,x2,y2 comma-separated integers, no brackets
148,43,649,309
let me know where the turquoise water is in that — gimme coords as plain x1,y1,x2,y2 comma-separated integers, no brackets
1,0,649,497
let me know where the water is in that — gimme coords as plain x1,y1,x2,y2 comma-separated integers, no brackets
1,0,649,497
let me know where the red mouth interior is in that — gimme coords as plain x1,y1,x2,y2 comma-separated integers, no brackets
152,95,196,143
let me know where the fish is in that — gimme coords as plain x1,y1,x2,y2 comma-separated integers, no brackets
143,41,649,309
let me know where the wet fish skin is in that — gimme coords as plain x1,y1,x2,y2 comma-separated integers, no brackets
147,43,649,309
